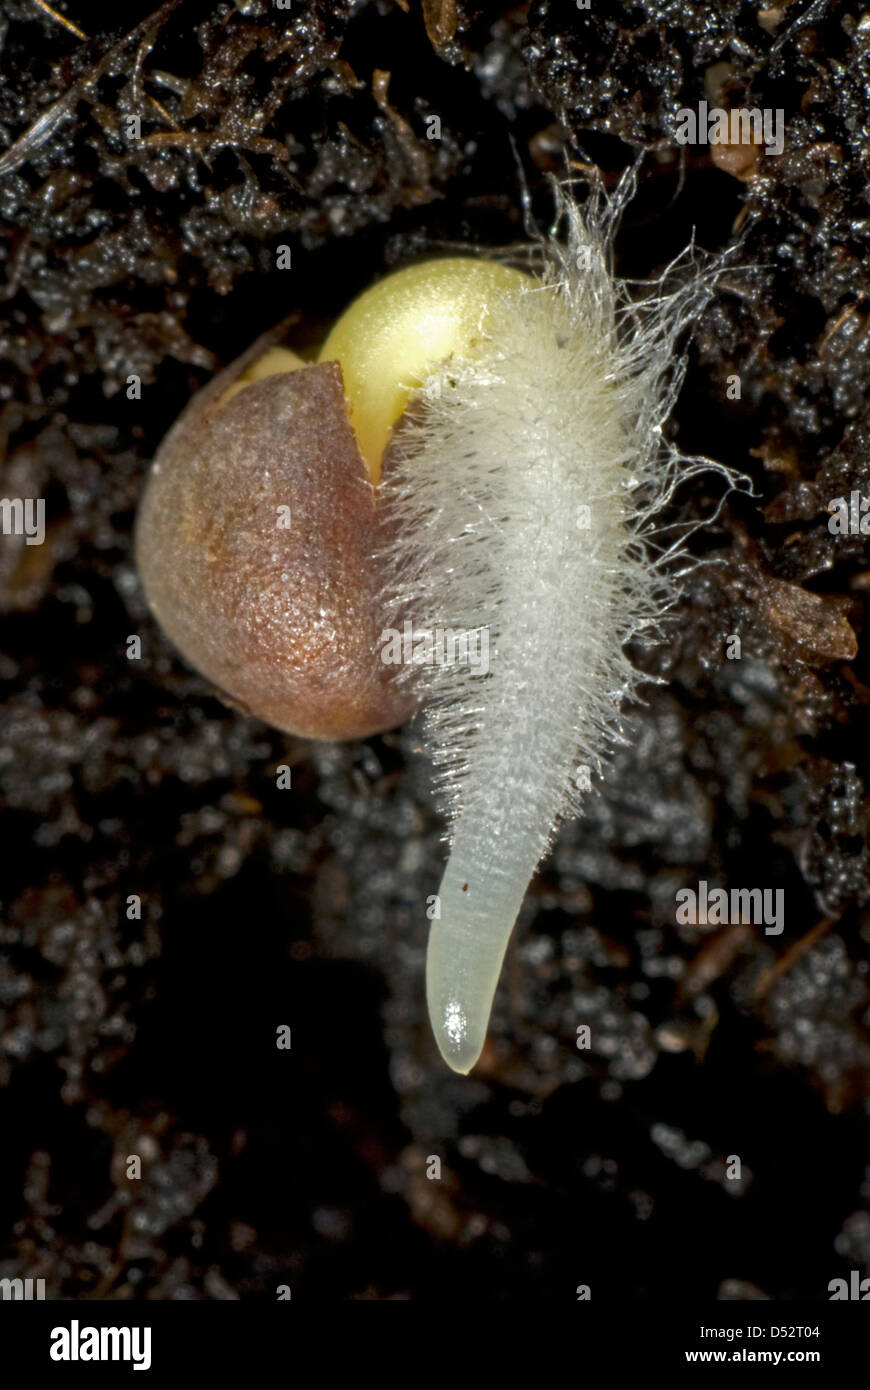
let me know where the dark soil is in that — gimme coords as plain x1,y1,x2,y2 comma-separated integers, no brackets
1,0,868,1300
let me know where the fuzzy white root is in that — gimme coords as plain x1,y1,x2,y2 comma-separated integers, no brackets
380,172,725,1072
